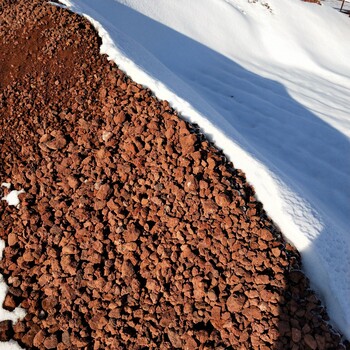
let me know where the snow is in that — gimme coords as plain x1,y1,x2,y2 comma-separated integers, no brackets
0,343,24,350
0,183,11,189
60,0,350,339
0,341,24,350
1,187,25,209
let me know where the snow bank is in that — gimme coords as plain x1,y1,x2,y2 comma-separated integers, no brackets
59,0,350,339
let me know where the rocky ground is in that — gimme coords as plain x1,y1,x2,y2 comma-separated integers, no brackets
0,0,348,349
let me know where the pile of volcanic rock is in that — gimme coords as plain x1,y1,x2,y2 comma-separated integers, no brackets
0,0,347,349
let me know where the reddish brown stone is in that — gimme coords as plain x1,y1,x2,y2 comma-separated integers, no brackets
304,334,317,350
255,275,270,285
46,136,67,150
215,193,231,207
180,134,197,153
291,327,302,343
3,293,16,311
242,306,262,321
7,233,18,246
184,175,198,192
33,330,45,348
167,330,182,348
96,183,112,200
0,320,12,341
226,295,245,313
259,229,274,241
114,111,126,123
44,335,58,349
202,199,218,214
124,227,140,242
41,297,58,312
23,251,34,262
67,176,79,189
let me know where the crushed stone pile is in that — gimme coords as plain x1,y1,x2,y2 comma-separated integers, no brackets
0,1,348,349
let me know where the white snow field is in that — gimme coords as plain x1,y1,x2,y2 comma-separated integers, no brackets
60,0,350,340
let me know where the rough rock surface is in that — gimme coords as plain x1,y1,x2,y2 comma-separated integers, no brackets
0,0,348,349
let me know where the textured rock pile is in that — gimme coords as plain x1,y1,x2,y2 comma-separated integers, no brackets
0,0,347,349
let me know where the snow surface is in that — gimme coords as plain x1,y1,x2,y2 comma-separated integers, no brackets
60,0,350,339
